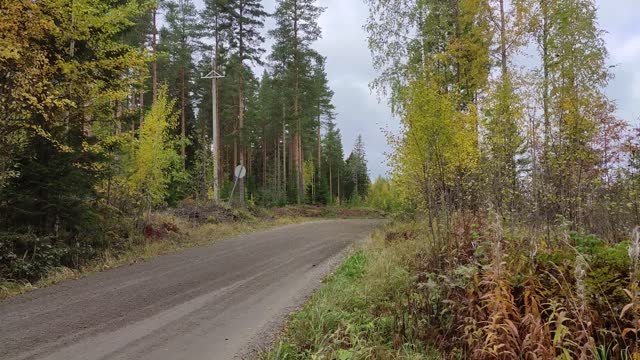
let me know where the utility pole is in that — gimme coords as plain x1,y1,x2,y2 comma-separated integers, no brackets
203,53,224,204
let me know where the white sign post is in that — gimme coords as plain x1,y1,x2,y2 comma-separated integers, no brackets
228,165,247,207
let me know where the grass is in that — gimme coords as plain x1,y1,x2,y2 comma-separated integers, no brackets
263,222,443,360
265,215,640,359
0,215,309,299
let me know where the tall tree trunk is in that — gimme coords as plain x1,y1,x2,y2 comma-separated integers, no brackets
116,101,122,135
246,148,251,177
289,134,294,185
499,0,507,76
541,0,551,236
210,25,221,203
317,100,321,175
211,67,220,203
226,144,230,181
152,6,158,101
497,0,507,210
337,167,341,205
282,104,287,197
238,36,244,206
298,131,304,202
329,161,333,203
541,0,550,139
275,137,280,196
217,86,222,182
181,67,187,167
262,129,267,187
237,5,246,206
293,0,304,204
233,138,238,175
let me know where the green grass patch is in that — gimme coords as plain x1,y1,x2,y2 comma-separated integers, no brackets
264,224,442,360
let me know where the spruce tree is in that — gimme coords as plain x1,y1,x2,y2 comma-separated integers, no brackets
160,0,200,167
0,0,146,233
321,119,345,204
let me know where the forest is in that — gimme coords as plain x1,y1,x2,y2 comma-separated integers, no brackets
0,0,372,283
4,0,640,357
264,0,640,359
367,0,639,240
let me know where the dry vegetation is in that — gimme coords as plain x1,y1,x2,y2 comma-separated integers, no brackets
0,205,308,299
271,206,386,219
266,216,640,359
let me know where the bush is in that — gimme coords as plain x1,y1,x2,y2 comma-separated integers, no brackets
0,233,80,281
264,223,440,359
266,217,640,359
366,177,403,212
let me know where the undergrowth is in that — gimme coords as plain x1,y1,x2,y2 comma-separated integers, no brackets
265,216,640,359
264,223,442,359
0,209,306,299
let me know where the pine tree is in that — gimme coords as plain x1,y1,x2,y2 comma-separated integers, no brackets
270,0,324,204
311,57,335,176
223,0,267,206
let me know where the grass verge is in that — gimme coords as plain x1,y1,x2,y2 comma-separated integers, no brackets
263,222,442,360
0,215,308,299
265,216,640,359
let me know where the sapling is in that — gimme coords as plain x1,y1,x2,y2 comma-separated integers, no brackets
575,253,587,312
629,226,640,290
627,227,640,318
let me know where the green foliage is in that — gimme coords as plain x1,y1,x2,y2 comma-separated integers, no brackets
483,72,526,213
305,170,330,205
344,135,370,201
0,233,66,281
366,177,402,212
366,0,633,241
0,0,350,285
321,119,346,204
129,86,185,212
264,225,442,359
0,0,145,235
390,76,479,213
308,218,637,358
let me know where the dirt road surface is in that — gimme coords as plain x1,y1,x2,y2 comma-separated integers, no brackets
0,219,382,360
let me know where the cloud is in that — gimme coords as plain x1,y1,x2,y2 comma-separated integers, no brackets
601,4,640,124
312,0,396,178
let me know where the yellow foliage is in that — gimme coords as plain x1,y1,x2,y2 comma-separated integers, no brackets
366,177,402,212
390,75,479,211
128,86,181,211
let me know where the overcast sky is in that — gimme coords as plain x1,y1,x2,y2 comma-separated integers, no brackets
193,0,640,178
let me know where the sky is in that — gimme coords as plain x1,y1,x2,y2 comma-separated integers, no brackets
192,0,640,179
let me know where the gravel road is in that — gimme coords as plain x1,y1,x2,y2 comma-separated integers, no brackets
0,219,382,360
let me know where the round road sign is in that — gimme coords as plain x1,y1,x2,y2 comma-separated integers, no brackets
234,165,247,179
